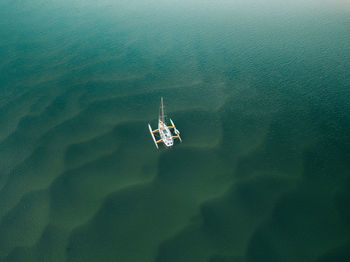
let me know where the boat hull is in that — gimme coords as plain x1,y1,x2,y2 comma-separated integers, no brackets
158,120,173,147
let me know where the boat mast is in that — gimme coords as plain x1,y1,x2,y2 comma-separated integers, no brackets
160,97,164,122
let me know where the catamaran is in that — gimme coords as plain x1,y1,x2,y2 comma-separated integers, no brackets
148,97,182,149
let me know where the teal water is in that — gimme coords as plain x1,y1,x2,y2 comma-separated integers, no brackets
1,0,350,261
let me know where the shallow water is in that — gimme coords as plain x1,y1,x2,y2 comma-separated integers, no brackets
1,1,350,261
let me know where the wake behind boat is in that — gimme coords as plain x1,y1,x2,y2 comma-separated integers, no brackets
148,97,182,149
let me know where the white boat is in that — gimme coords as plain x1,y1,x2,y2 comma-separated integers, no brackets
148,97,182,149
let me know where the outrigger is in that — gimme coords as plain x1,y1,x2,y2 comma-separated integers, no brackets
148,97,182,149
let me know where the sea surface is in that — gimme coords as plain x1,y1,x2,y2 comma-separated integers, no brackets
0,0,350,261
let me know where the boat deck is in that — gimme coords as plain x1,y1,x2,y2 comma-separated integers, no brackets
158,121,173,147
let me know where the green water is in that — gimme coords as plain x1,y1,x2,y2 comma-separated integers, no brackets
1,0,350,261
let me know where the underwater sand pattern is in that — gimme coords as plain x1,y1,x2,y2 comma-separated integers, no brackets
1,1,350,262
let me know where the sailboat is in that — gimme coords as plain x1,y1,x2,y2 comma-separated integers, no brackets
148,97,182,149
